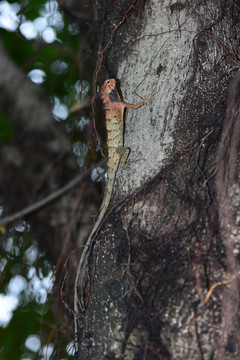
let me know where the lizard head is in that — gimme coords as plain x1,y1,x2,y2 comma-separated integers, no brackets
101,78,116,98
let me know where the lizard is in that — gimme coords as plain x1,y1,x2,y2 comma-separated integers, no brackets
74,78,149,348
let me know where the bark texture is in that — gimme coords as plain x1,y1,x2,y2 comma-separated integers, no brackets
1,0,240,359
74,1,240,359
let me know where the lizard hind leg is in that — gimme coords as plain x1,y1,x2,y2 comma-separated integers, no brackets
117,147,130,168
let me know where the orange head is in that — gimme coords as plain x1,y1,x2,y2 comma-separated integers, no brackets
100,78,116,100
102,78,116,91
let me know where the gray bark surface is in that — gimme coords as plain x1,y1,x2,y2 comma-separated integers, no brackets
0,0,239,359
75,1,240,359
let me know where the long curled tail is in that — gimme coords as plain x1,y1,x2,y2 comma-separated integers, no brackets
74,149,121,348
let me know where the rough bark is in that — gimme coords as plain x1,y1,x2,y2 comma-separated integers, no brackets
0,0,240,359
74,1,240,359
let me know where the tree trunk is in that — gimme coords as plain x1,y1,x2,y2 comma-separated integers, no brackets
1,0,239,358
75,1,240,359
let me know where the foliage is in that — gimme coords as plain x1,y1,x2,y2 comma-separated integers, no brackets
0,0,95,358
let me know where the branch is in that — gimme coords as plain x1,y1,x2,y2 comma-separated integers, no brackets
0,173,84,226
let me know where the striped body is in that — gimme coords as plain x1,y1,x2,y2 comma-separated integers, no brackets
99,78,147,220
99,78,126,225
74,78,147,332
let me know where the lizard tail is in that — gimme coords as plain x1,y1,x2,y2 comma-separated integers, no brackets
89,152,120,240
74,152,120,315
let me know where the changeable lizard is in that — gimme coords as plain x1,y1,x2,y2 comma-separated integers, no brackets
74,78,149,346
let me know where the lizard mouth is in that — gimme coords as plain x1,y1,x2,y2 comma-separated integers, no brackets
106,78,116,92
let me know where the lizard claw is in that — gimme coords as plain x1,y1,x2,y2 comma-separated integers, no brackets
143,91,156,104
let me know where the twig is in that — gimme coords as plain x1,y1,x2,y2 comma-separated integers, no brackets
0,173,84,226
203,271,240,304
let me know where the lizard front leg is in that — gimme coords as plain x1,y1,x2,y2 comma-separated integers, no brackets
123,100,147,109
122,91,155,109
